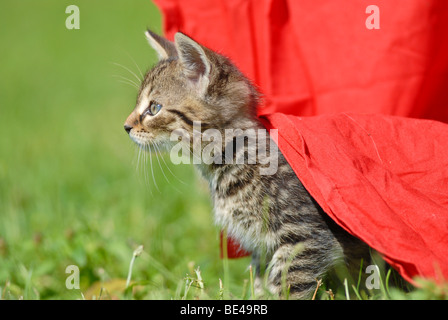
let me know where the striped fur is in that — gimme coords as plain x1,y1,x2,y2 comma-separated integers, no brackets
124,31,370,299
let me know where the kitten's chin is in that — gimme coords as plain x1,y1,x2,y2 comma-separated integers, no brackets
129,131,152,147
129,131,172,152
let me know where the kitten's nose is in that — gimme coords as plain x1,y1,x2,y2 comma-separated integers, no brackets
124,124,133,134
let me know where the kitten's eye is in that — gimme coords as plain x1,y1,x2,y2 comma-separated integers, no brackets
151,102,162,115
144,101,162,117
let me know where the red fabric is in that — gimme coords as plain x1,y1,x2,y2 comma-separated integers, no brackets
262,113,448,284
154,0,448,283
219,231,249,259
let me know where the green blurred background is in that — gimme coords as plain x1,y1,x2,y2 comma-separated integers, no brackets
0,0,249,299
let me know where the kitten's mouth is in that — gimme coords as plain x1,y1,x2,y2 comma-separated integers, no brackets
129,131,152,147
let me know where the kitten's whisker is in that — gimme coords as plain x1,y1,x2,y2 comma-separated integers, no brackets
111,62,143,83
155,142,187,186
136,144,142,173
144,145,155,196
116,79,139,90
143,144,150,187
135,144,139,171
147,144,160,193
134,144,153,195
153,142,171,185
139,144,146,179
112,75,140,88
124,51,145,80
154,142,183,193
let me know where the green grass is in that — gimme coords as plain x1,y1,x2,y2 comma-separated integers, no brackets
0,0,252,300
0,0,446,300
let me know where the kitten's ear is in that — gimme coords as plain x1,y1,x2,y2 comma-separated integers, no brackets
145,30,177,60
174,32,211,94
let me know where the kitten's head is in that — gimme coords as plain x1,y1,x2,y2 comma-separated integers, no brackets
124,30,259,149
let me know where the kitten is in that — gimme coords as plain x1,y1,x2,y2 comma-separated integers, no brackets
124,30,369,299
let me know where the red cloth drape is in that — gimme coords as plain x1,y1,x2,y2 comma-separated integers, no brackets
154,0,448,284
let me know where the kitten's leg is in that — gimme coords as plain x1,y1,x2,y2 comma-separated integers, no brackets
250,253,264,297
266,240,343,299
251,251,273,298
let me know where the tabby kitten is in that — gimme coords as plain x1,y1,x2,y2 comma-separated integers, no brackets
124,30,369,299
